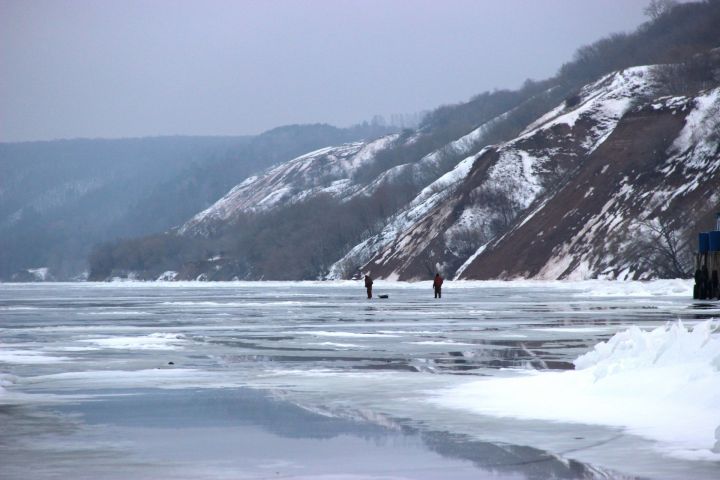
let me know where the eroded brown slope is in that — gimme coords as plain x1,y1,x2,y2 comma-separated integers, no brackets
459,103,693,279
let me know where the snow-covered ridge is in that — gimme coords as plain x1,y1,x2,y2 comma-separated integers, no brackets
522,66,653,140
179,135,397,235
472,66,654,212
351,113,506,201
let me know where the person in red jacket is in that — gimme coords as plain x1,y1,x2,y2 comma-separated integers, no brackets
433,273,443,298
364,274,373,299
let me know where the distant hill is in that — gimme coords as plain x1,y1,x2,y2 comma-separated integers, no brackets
0,123,394,280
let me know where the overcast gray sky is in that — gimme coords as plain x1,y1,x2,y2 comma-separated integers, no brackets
1,0,654,142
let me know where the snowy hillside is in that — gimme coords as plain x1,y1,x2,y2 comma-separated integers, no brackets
459,85,720,280
179,136,398,236
179,119,499,239
345,66,676,280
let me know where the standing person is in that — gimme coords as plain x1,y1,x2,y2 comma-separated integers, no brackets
364,274,373,299
433,273,443,298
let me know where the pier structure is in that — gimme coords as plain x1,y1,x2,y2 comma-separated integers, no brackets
694,213,720,300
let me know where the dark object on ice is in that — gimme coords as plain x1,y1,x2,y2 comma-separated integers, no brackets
433,273,444,299
364,274,373,299
711,231,720,252
694,218,720,300
699,233,710,253
378,294,389,299
168,361,174,365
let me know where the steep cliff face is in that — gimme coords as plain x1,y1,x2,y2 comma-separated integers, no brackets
343,67,709,280
459,87,720,280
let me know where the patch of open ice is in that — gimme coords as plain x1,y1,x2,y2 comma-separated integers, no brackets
431,320,720,461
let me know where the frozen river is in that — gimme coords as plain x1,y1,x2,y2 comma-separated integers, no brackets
1,280,718,479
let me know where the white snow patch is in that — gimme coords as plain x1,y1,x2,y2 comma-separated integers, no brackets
156,271,178,281
672,88,720,155
454,244,487,279
27,267,50,281
79,333,187,350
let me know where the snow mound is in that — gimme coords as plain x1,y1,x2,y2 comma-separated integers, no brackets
432,320,720,461
577,279,693,297
575,320,720,374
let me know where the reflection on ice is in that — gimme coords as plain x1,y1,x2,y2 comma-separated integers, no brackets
1,388,630,480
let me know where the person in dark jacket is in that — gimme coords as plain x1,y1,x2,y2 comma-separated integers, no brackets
433,273,443,298
364,274,373,299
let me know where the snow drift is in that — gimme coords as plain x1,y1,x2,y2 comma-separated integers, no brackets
432,320,720,461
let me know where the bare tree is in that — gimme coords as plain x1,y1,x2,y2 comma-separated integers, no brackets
634,218,693,278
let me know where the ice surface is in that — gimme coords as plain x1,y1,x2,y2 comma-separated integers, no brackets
0,281,716,479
